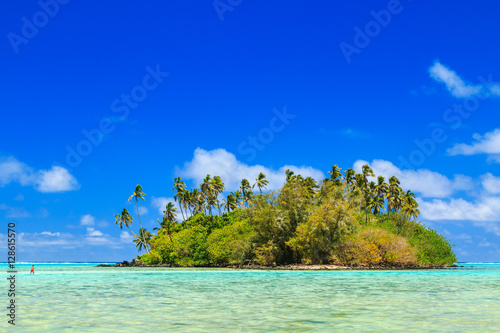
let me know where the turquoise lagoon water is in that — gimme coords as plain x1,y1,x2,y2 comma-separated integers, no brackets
2,263,500,332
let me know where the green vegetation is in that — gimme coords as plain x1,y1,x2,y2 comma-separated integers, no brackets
115,165,456,267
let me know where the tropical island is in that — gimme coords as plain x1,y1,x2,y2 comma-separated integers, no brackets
111,164,456,269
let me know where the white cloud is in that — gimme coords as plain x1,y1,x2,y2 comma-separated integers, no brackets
418,197,500,236
418,197,500,221
86,227,103,237
18,230,131,249
177,148,325,192
448,129,500,162
120,231,132,241
0,156,79,193
36,166,80,193
80,214,95,226
151,196,190,220
151,196,176,215
428,61,483,98
41,231,61,237
353,159,473,198
481,173,500,194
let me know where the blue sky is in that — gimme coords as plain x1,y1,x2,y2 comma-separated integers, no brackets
1,0,500,262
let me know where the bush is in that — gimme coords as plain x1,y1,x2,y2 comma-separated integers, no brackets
207,221,255,265
140,251,162,265
336,227,417,266
287,199,356,264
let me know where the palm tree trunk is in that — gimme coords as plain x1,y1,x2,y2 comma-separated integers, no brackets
135,200,150,254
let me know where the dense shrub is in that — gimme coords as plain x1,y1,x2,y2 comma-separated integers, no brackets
335,227,417,266
207,221,255,265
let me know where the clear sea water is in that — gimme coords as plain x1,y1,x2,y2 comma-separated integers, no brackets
1,263,499,332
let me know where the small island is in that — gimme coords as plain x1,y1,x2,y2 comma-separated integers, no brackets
110,164,456,269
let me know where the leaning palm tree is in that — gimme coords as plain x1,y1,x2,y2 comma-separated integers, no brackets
343,168,356,189
243,189,253,207
154,217,174,242
402,190,420,220
133,227,152,252
240,179,251,204
114,208,138,238
253,172,269,193
173,177,187,221
163,202,178,222
128,184,150,253
361,164,375,187
368,195,385,215
328,165,343,185
222,193,237,213
233,190,243,208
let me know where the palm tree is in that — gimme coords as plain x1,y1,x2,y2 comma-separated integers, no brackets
222,193,237,213
387,176,402,213
128,184,150,253
375,176,388,198
233,190,243,208
368,195,385,215
173,177,187,221
402,190,420,220
163,202,177,222
253,172,269,193
114,208,138,238
304,176,318,198
190,188,204,214
133,227,152,252
238,179,253,207
328,165,342,185
285,169,295,183
361,164,375,187
343,168,356,189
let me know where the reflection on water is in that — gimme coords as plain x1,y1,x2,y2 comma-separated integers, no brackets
2,264,500,332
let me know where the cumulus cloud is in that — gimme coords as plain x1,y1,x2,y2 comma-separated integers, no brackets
448,129,500,162
428,61,483,98
18,230,131,249
0,156,79,193
80,214,95,226
418,197,500,236
86,228,103,237
151,196,191,220
36,166,80,193
120,231,132,241
41,231,61,237
481,173,500,194
151,196,176,215
353,159,473,198
418,197,500,221
177,148,325,192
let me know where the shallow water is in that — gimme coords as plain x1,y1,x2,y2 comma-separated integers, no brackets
2,263,500,332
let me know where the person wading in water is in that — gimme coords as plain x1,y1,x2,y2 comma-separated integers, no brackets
30,264,35,275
